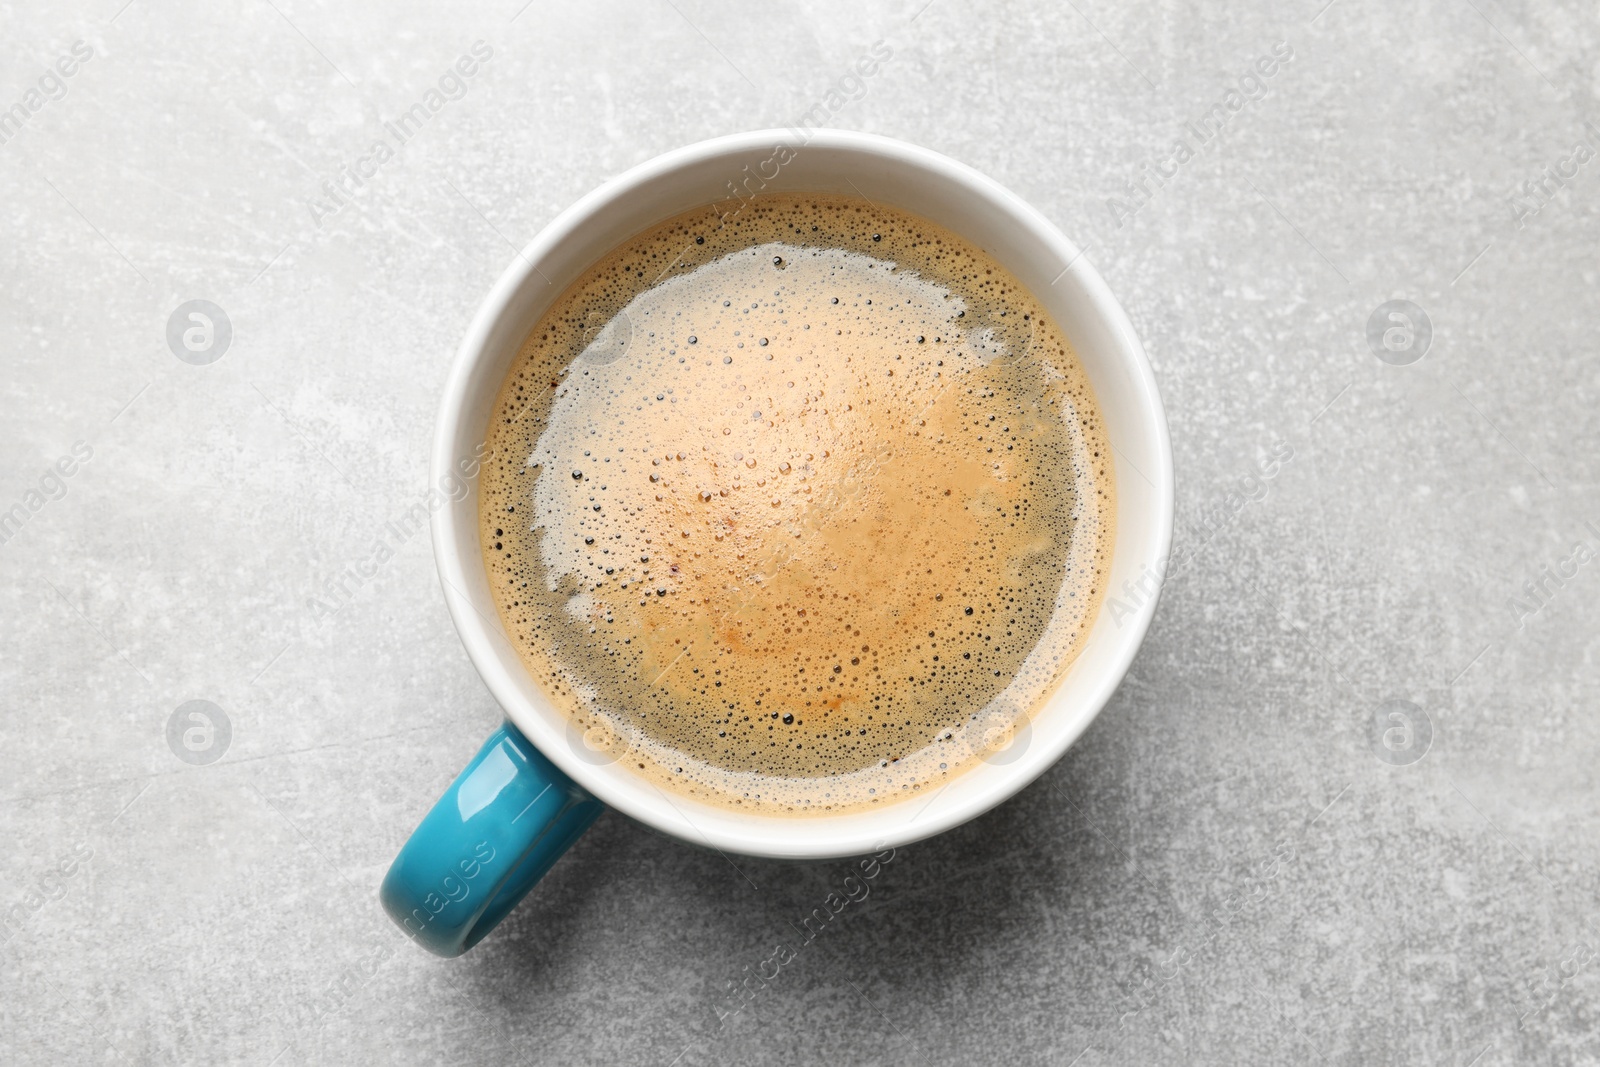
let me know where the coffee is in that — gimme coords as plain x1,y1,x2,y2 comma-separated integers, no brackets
479,194,1113,813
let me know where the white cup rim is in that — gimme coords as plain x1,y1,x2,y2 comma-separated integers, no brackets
431,129,1173,859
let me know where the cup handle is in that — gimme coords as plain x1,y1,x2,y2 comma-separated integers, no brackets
380,722,603,957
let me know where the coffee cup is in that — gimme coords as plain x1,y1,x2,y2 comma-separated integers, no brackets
380,129,1173,956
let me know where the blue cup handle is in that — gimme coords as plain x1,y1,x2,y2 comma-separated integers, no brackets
380,722,603,957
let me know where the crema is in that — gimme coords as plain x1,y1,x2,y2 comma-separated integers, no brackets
479,194,1113,814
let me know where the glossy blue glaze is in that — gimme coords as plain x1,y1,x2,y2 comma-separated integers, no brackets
380,723,603,957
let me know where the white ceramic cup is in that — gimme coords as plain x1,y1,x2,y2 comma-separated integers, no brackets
389,128,1171,955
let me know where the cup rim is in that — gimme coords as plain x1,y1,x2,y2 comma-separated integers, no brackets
431,129,1173,859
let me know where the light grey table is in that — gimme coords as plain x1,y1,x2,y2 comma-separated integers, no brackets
3,1,1597,1063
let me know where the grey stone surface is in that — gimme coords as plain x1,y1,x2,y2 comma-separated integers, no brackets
2,0,1598,1063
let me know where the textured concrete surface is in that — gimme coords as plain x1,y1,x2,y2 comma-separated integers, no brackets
3,0,1599,1063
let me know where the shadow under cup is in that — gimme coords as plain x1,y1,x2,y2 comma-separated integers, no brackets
383,130,1172,957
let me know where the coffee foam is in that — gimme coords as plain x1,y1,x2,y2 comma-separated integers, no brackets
480,194,1113,814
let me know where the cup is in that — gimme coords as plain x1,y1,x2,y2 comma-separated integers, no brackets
380,129,1173,957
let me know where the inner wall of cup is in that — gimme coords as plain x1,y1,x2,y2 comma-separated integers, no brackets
439,135,1167,855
